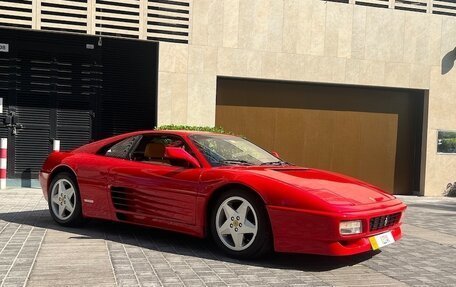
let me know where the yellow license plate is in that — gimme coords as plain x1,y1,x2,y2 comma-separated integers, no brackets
369,231,395,250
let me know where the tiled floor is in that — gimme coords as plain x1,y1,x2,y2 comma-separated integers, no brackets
0,188,455,286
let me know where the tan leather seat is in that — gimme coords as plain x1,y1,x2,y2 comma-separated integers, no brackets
143,142,170,165
144,142,165,158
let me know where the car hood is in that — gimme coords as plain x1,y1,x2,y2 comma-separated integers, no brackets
247,166,395,206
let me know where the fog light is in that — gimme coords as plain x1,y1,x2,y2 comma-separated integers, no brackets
340,220,362,235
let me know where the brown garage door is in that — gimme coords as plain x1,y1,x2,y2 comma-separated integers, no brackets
215,78,424,195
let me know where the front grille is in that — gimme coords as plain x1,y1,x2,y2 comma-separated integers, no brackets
369,212,401,232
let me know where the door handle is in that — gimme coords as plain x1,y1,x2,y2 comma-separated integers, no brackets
110,186,126,192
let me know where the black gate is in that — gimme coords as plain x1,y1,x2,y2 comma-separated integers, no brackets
0,28,158,183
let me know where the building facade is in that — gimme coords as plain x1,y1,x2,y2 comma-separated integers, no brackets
0,0,455,196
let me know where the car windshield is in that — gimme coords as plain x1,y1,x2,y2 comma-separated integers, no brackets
189,134,283,166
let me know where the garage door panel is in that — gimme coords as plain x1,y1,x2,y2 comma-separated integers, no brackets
216,105,277,151
327,112,363,179
301,110,338,170
243,107,276,151
357,113,398,192
14,128,50,174
273,108,307,165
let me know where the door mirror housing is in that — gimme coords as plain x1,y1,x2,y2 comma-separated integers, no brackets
272,151,280,158
165,147,201,168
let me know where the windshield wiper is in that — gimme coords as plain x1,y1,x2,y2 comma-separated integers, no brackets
221,159,253,166
260,160,289,166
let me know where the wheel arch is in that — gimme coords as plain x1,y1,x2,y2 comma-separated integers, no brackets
204,183,270,236
48,165,78,191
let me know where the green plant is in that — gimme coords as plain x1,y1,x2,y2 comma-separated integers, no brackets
155,124,233,134
438,138,456,153
444,182,456,197
439,131,456,139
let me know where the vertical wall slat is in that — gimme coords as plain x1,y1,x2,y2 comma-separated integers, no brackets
140,0,147,39
389,0,394,9
87,0,95,34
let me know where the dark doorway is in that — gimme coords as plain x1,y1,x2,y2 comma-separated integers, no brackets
0,28,158,182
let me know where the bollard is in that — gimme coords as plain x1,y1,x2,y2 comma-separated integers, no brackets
0,138,7,189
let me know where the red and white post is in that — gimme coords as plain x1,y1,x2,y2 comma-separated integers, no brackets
1,138,7,189
53,139,60,152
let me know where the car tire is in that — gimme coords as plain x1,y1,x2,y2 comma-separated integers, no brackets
210,189,272,259
48,172,83,227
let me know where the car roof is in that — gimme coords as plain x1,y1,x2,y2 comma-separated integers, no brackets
137,130,233,137
72,129,233,154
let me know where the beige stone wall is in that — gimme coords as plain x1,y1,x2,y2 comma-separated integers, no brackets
157,0,456,196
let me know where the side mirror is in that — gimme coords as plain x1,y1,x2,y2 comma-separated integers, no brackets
165,147,201,168
272,151,280,158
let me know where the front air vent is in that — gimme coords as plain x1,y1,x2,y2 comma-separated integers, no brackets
369,212,401,232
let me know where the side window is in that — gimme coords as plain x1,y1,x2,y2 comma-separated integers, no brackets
104,136,140,159
131,135,192,167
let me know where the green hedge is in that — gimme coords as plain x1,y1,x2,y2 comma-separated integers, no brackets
155,125,232,134
438,138,456,153
439,131,456,139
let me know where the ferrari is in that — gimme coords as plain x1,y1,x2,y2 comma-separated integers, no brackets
40,130,406,258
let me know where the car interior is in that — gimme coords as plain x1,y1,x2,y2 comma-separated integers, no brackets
102,134,196,168
131,136,192,167
132,141,171,165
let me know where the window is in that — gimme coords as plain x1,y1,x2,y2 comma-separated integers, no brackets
189,134,279,166
130,134,193,167
437,131,456,154
104,136,141,159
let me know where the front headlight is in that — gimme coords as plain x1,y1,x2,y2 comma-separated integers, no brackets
339,220,362,235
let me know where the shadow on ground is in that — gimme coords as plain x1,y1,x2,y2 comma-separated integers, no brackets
0,209,379,272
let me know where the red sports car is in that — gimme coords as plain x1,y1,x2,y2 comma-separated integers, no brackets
40,130,406,258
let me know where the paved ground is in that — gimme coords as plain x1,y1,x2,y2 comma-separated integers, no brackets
0,189,455,287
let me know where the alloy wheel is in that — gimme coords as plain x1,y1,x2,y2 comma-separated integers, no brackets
215,196,258,251
50,179,76,221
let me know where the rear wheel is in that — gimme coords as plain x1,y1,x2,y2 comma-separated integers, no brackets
48,172,83,226
210,190,272,259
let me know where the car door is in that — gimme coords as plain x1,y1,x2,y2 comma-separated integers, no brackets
75,135,142,220
107,134,203,226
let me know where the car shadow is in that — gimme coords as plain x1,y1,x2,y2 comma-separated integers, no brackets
0,209,379,272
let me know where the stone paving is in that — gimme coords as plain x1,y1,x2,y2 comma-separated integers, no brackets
0,188,455,287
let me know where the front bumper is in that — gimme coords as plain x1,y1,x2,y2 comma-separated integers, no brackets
267,201,406,256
